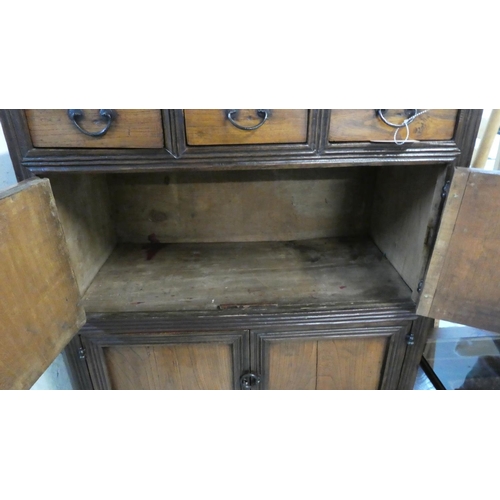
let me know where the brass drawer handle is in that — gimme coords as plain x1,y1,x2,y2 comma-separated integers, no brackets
226,109,269,131
67,109,114,137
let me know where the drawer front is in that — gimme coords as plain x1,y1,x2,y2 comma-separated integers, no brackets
26,109,164,148
184,109,308,145
329,109,458,142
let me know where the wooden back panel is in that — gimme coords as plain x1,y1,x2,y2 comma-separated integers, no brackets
108,169,376,243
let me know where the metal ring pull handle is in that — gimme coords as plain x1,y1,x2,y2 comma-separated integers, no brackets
67,109,114,137
377,109,418,128
239,372,261,390
226,109,270,131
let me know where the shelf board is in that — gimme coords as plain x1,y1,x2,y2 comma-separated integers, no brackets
82,237,413,313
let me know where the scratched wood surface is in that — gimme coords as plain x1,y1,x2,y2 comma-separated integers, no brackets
329,110,458,142
26,109,164,148
184,109,308,145
82,237,413,313
0,178,85,389
418,168,500,333
103,343,233,390
108,169,376,243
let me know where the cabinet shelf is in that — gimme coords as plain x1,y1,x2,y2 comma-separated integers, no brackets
82,237,414,314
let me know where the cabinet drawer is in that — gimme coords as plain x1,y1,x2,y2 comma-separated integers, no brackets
184,109,308,145
26,109,164,148
329,109,458,142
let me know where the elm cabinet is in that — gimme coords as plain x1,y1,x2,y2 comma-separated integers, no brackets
1,109,495,390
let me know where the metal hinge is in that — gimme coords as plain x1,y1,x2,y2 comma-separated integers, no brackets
406,332,415,346
441,180,451,199
78,347,86,360
417,279,424,293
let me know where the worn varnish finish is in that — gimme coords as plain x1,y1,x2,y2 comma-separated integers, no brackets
0,179,85,389
25,110,164,149
109,169,375,243
184,110,308,145
418,168,500,333
329,110,458,142
81,238,412,313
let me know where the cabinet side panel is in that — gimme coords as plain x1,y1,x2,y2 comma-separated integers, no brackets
0,179,85,389
371,165,447,299
48,174,116,295
104,343,233,390
316,337,388,390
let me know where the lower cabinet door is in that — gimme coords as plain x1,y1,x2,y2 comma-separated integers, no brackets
81,330,249,390
252,325,411,390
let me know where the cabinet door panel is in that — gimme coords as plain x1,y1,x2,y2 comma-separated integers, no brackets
82,330,249,390
418,168,500,333
267,340,317,390
0,178,85,389
104,344,233,390
255,326,409,390
316,337,388,390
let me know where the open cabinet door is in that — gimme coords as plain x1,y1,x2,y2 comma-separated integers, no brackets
417,167,500,332
0,178,85,389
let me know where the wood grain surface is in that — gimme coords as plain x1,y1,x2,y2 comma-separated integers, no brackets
184,109,308,145
108,169,375,243
103,343,233,390
418,168,500,333
0,178,85,389
81,237,412,313
264,335,388,390
329,110,458,142
267,340,317,389
316,336,388,389
26,109,164,148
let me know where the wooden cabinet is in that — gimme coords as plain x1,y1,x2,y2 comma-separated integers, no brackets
0,109,491,390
